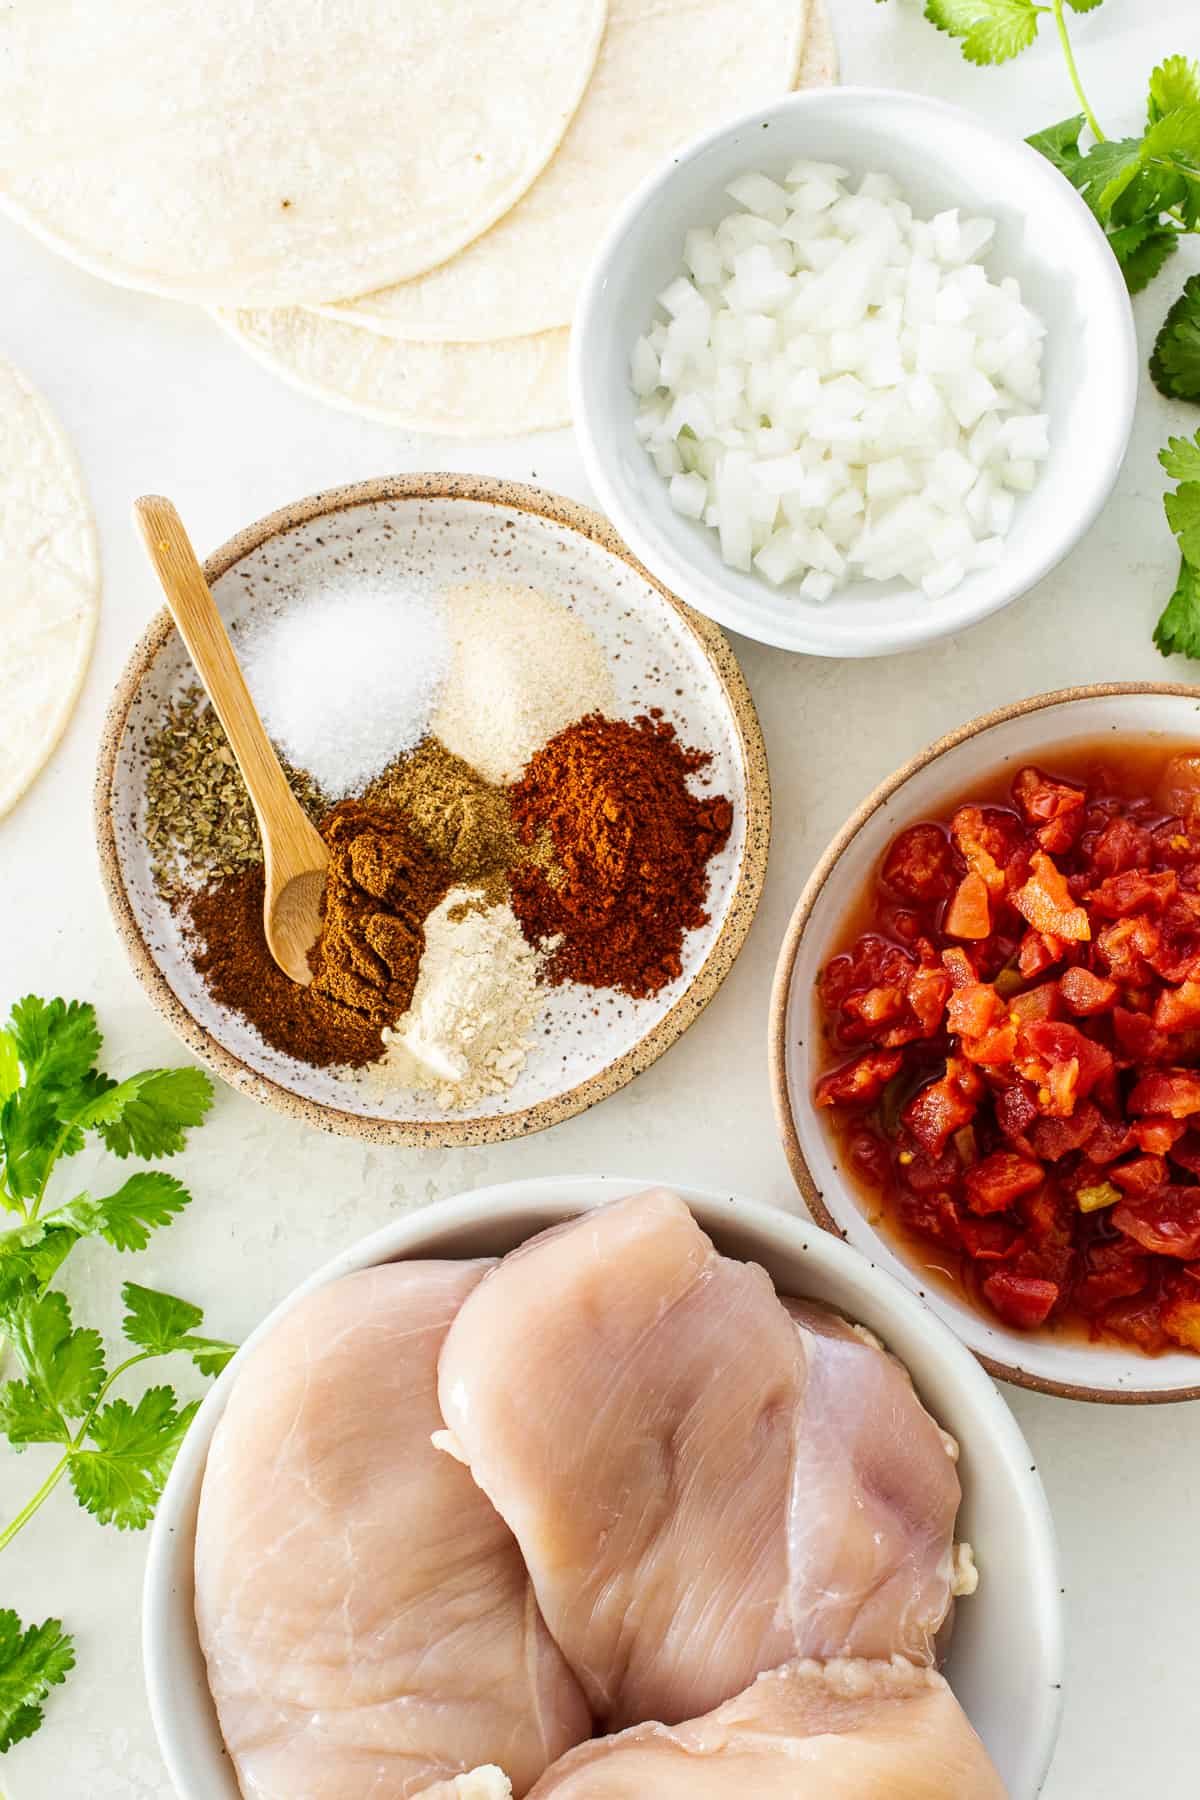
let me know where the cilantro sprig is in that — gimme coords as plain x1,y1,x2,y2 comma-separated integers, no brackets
0,997,230,1754
879,2,1200,654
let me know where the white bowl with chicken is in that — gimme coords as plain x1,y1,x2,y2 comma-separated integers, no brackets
143,1177,1063,1798
571,86,1135,656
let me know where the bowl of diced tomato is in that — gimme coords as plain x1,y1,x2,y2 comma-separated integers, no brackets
771,683,1200,1402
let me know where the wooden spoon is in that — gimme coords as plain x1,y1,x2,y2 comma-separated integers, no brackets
133,495,329,985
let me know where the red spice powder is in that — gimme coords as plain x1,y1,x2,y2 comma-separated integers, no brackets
508,712,733,999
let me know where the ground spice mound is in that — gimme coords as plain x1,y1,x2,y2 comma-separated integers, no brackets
508,713,734,999
186,866,383,1069
365,736,526,905
309,801,451,1029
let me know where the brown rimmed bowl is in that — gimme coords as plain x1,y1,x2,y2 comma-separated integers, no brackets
770,683,1200,1404
96,474,770,1146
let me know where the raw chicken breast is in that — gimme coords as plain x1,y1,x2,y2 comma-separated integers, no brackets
525,1658,1005,1798
438,1190,804,1727
438,1191,962,1732
782,1298,962,1663
195,1261,590,1800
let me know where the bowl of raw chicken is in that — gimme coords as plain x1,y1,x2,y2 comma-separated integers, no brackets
143,1177,1063,1798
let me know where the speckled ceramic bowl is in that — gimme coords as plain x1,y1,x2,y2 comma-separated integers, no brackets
143,1176,1064,1800
96,475,769,1145
771,684,1200,1403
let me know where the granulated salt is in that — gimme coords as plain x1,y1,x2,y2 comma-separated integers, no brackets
239,582,450,797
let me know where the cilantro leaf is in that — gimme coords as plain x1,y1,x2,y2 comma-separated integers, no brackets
50,1172,192,1254
122,1281,236,1377
924,0,1040,65
1161,433,1200,483
69,1387,199,1530
1154,554,1200,660
1107,219,1178,292
89,1068,214,1160
0,1290,105,1429
0,1086,63,1204
0,1379,69,1446
1141,104,1200,176
1064,0,1102,10
0,1611,75,1752
0,1031,18,1103
6,999,100,1102
1027,115,1086,181
0,1219,77,1305
1151,276,1200,402
1164,483,1200,566
1149,55,1200,125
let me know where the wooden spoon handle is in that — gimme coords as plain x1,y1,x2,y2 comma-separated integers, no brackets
133,495,308,849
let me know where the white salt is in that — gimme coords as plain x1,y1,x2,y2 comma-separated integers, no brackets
238,583,449,797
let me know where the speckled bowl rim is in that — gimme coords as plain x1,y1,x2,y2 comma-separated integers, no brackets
769,681,1200,1405
95,473,771,1148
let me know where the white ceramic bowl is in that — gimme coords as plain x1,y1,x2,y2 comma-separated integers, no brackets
571,86,1136,657
772,684,1200,1403
143,1175,1063,1799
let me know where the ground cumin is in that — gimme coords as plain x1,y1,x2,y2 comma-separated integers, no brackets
308,801,451,1028
365,736,525,905
508,712,734,999
185,866,383,1069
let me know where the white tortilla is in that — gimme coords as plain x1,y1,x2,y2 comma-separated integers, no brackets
0,0,607,307
213,0,837,437
215,309,572,436
317,0,812,342
0,361,99,819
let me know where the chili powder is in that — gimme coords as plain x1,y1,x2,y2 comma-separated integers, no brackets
508,712,733,999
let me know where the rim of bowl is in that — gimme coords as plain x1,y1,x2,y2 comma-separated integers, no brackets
570,85,1138,658
769,681,1200,1404
143,1173,1064,1800
94,473,771,1146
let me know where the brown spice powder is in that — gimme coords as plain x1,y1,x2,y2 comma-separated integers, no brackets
308,801,451,1029
186,865,383,1068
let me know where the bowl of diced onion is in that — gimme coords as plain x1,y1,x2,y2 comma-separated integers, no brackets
571,87,1136,657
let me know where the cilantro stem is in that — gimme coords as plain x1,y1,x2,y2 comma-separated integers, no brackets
1051,0,1105,143
0,1350,155,1553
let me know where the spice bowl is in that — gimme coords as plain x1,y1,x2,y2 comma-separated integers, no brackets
97,474,769,1145
571,85,1137,656
143,1174,1064,1800
771,683,1200,1404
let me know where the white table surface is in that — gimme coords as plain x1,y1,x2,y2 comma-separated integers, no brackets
2,4,1198,1796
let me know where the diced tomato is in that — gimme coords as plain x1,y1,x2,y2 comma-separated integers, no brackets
1088,814,1152,878
882,823,957,903
1010,981,1062,1024
944,871,992,940
897,1144,961,1196
981,1269,1060,1329
902,1057,984,1155
1074,1239,1151,1314
1112,1005,1168,1064
843,984,907,1029
940,946,978,990
993,1079,1040,1146
819,935,917,1018
1099,1288,1171,1354
1015,1021,1113,1118
1012,766,1086,853
845,1124,892,1188
1153,977,1200,1034
1132,1114,1187,1154
1109,1155,1169,1197
1086,869,1178,918
965,1150,1045,1215
950,805,1021,895
1128,1070,1200,1119
1168,1132,1200,1178
1095,915,1160,983
1113,1187,1200,1259
946,981,1003,1038
815,1049,904,1109
959,1017,1020,1067
1014,851,1091,942
1160,1266,1200,1349
1058,966,1118,1016
1029,1101,1101,1162
1017,930,1065,979
903,964,952,1036
959,1215,1025,1261
1156,753,1200,823
1082,1117,1134,1165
